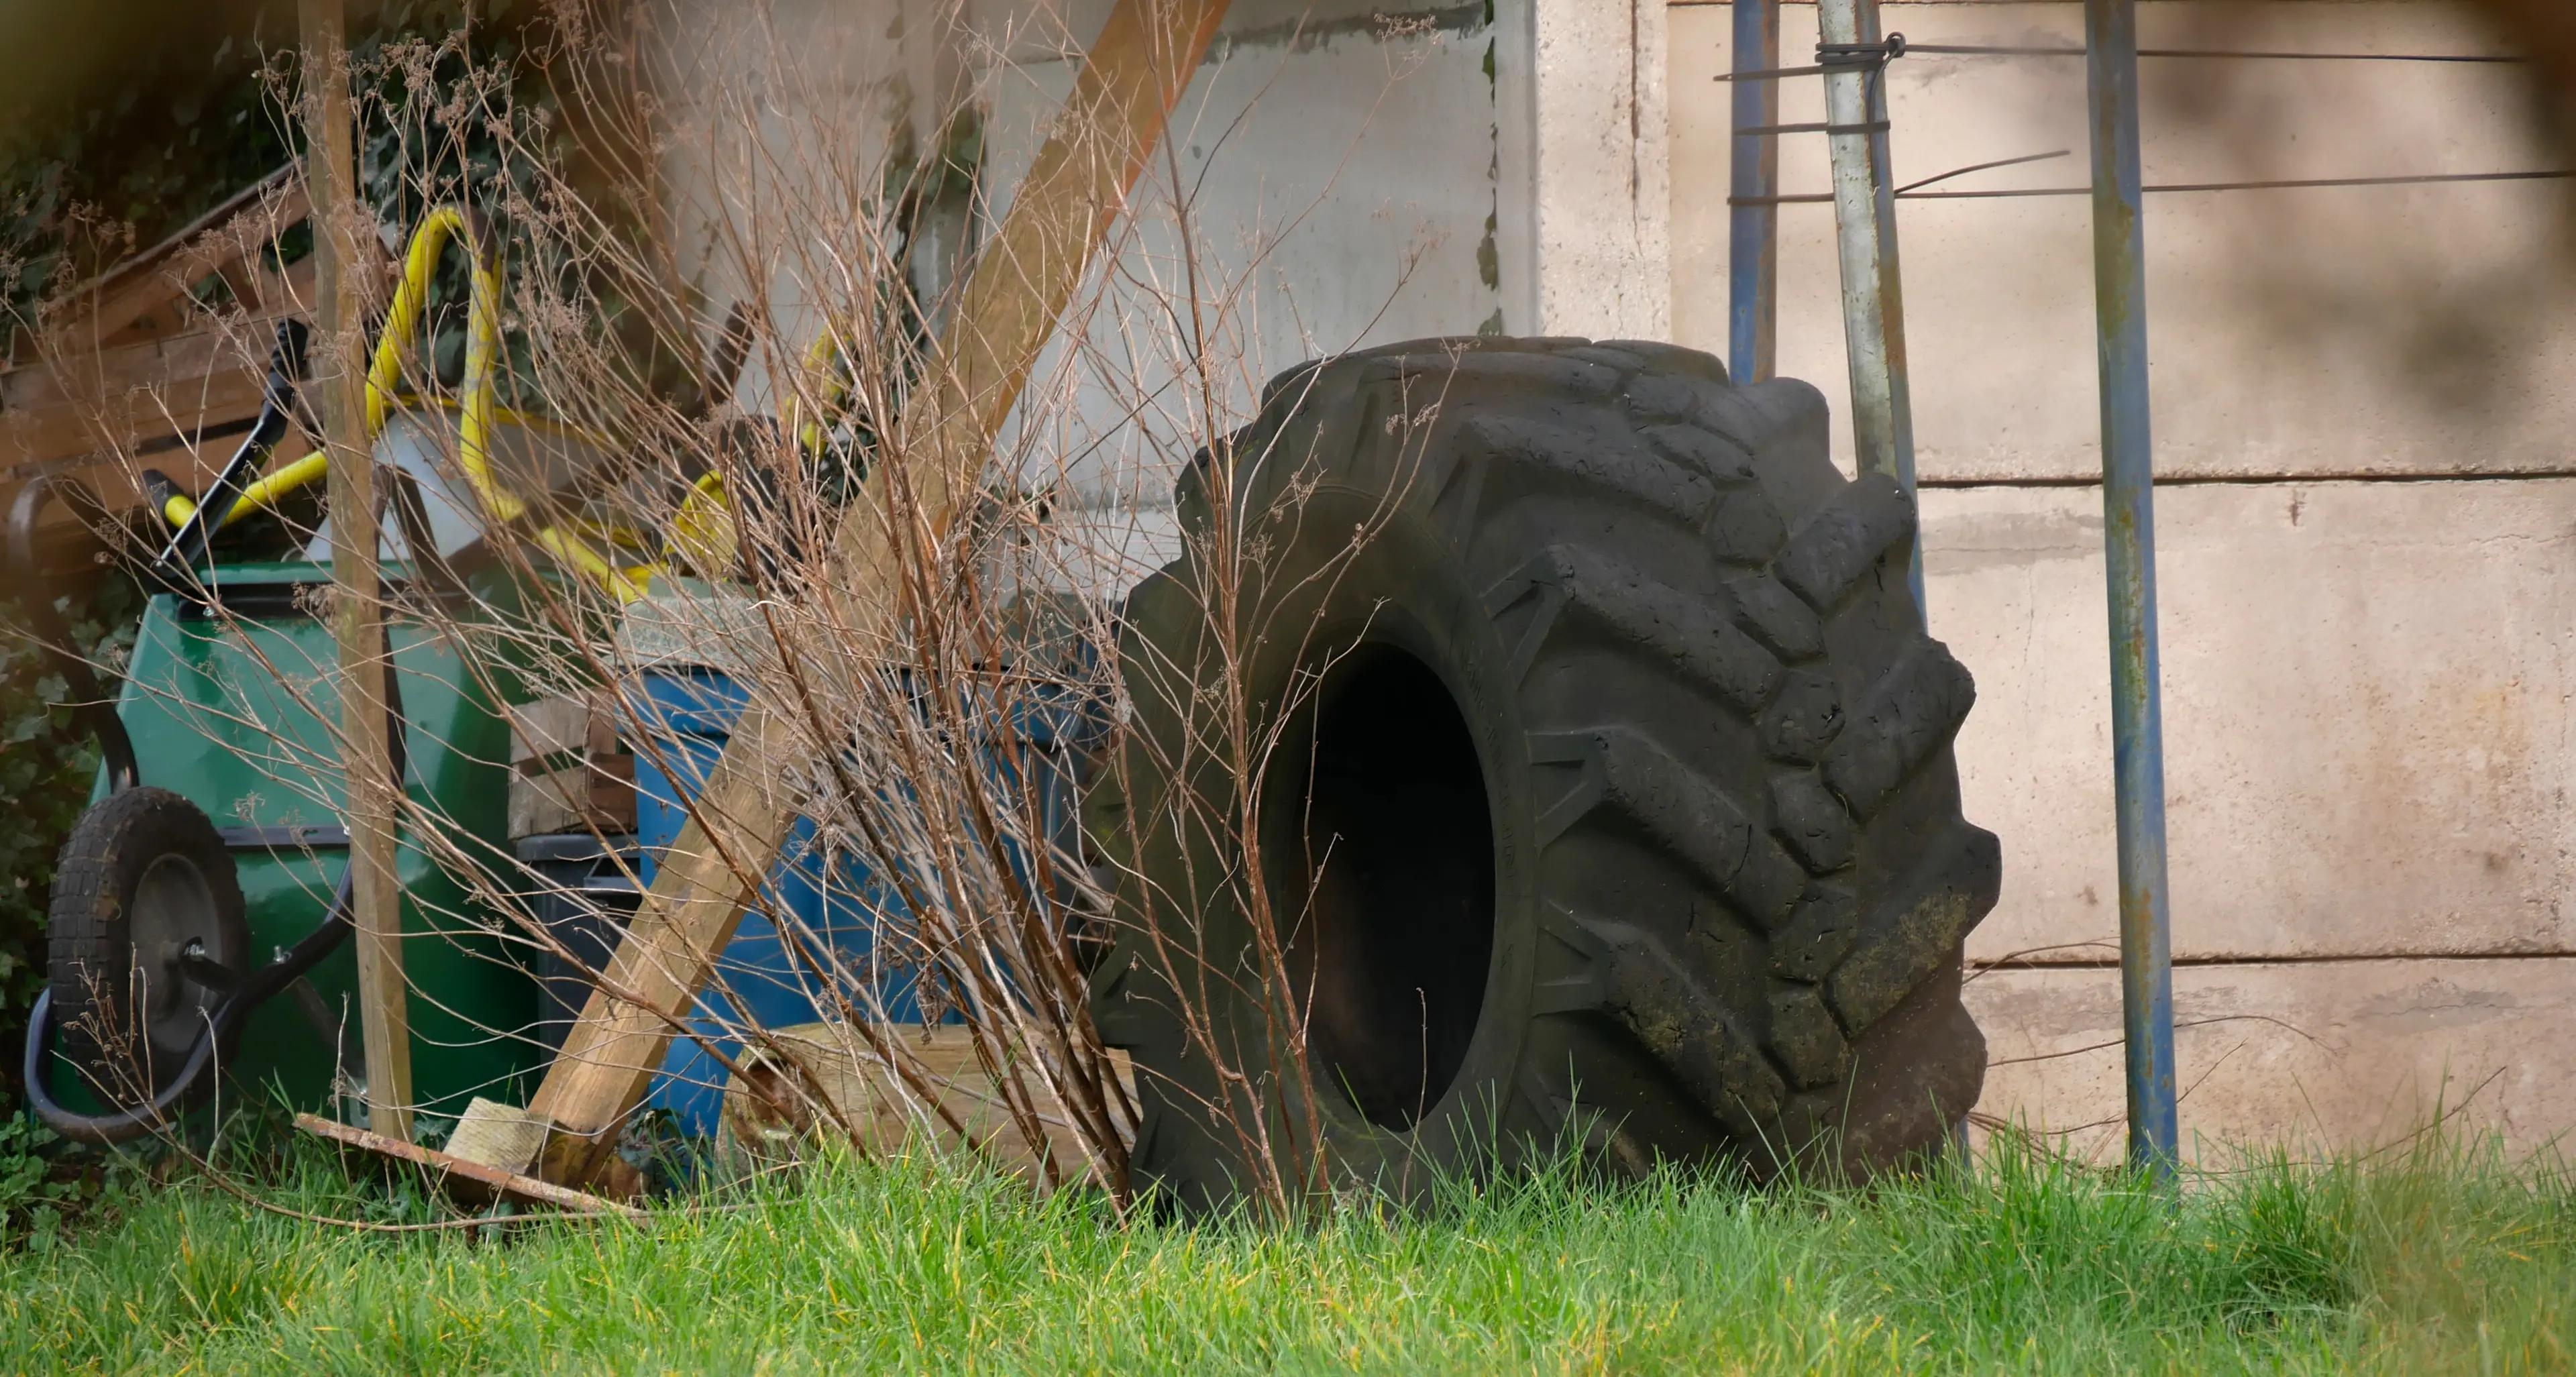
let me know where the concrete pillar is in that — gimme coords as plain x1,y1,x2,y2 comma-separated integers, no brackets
1496,0,1670,339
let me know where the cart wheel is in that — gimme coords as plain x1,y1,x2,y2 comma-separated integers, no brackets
46,787,247,1099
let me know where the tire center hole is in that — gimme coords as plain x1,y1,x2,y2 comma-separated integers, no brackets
1285,646,1496,1132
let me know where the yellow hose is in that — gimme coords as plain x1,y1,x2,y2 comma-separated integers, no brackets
157,207,521,531
157,206,651,601
159,449,330,529
156,398,596,531
787,328,847,458
366,205,519,523
666,469,736,576
154,213,872,608
533,525,651,602
664,325,851,580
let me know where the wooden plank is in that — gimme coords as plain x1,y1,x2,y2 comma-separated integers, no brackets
44,168,307,351
304,0,413,1144
523,0,1233,1190
528,706,798,1176
6,325,256,416
724,1024,1138,1179
0,161,316,567
3,320,282,472
292,1113,645,1220
7,215,313,466
0,251,321,555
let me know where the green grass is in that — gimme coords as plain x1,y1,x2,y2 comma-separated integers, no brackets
1,1127,2569,1374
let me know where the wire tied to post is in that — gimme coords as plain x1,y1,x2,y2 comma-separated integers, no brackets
1817,33,1907,70
1712,33,1909,85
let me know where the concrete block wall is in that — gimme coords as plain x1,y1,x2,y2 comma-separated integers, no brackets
651,0,1614,585
647,0,1680,533
1672,0,2576,1156
976,0,1671,502
965,0,1672,584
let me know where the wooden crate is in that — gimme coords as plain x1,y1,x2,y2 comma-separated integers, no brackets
506,692,639,838
2,168,330,562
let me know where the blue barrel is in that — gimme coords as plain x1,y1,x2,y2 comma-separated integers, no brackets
626,665,1095,1136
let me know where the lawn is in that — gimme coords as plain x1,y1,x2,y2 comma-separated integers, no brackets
1,1124,2568,1374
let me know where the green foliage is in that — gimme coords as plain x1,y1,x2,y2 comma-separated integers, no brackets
1,1134,2571,1371
0,1113,71,1244
352,3,558,402
0,1,550,360
0,574,140,1085
0,27,293,355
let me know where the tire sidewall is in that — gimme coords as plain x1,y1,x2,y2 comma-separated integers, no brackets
50,788,247,1089
1134,476,1546,1187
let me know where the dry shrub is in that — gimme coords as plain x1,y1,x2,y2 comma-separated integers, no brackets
15,0,1458,1221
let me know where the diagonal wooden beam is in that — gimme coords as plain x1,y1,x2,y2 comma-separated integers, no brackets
523,0,1233,1189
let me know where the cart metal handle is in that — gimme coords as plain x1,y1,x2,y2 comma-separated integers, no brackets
5,475,139,793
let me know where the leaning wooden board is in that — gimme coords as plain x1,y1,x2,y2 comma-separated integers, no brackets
516,0,1237,1189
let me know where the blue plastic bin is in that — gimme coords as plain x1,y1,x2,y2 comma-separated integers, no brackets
626,665,1095,1136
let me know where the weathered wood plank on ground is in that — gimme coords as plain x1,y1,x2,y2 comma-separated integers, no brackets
293,1113,645,1220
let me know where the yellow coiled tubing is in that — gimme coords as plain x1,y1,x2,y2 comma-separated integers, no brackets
161,205,848,604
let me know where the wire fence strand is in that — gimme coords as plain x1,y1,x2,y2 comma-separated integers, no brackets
1900,42,2528,64
1710,39,2530,82
1732,168,2575,207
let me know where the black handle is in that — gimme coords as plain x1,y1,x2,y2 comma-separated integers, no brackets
156,319,311,574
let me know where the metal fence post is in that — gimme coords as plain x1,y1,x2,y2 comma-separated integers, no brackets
2084,0,2179,1177
1817,0,1925,619
1728,0,1778,385
1858,1,1923,617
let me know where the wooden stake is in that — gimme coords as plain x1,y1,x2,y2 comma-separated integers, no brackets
302,0,412,1142
524,0,1232,1189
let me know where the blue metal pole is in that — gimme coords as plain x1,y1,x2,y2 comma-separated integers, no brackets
1728,0,1778,384
2084,0,2178,1176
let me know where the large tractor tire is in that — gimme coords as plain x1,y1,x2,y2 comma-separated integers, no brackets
1087,336,1998,1208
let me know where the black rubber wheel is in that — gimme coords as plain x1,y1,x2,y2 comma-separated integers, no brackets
1087,336,1999,1207
46,787,248,1100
